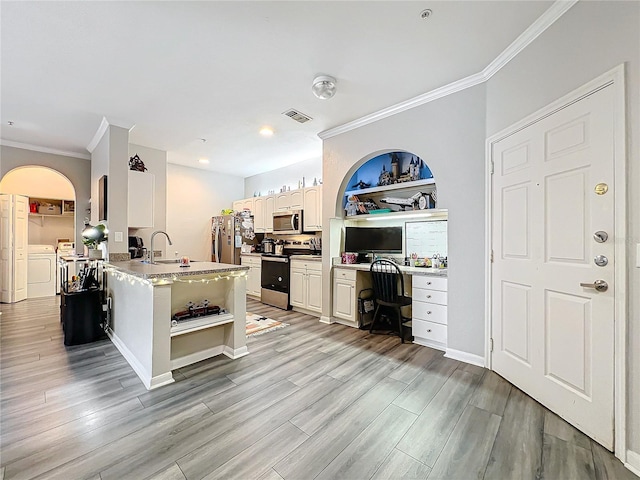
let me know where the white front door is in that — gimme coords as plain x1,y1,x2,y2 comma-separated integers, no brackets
491,85,615,448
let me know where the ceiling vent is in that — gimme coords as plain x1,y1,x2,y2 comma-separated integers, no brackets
283,109,313,124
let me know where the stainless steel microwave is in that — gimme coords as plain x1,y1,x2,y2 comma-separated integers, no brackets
272,210,303,235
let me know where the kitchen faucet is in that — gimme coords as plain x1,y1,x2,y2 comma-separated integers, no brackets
149,230,173,264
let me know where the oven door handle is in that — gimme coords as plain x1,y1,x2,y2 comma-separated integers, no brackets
262,257,289,263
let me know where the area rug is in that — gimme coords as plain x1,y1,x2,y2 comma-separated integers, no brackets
246,313,289,337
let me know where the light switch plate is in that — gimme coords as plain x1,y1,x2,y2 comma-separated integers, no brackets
115,231,124,242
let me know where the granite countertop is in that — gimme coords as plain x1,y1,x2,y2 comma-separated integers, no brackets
289,254,322,262
107,260,249,280
240,252,262,257
333,262,448,277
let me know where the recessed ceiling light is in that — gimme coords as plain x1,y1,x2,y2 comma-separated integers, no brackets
199,158,210,164
260,126,274,137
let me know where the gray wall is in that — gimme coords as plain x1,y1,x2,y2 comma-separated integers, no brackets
322,84,487,357
486,0,640,459
0,145,90,248
244,157,322,199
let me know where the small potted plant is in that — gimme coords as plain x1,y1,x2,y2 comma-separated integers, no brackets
82,223,108,260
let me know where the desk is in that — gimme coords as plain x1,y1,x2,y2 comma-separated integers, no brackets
332,262,448,351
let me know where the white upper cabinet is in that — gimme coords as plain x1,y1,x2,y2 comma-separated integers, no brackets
303,186,322,231
264,195,275,233
241,198,254,214
253,196,266,232
232,200,243,212
276,190,304,211
128,171,154,228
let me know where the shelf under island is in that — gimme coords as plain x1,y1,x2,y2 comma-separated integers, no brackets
104,260,249,390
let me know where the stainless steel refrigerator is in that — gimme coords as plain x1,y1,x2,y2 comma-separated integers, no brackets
211,214,259,264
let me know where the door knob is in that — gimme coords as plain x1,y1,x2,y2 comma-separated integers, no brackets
593,231,608,243
579,280,608,292
594,255,608,267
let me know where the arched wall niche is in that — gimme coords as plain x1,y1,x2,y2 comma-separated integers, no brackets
334,149,437,218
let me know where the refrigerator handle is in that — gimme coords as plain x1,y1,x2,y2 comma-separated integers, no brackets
213,223,220,263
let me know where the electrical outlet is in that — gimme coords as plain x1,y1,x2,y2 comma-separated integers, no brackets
115,231,123,242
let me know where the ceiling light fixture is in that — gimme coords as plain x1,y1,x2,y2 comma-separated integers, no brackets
312,75,337,100
199,158,210,164
259,126,274,137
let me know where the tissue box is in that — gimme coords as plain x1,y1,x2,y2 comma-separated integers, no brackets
38,205,61,215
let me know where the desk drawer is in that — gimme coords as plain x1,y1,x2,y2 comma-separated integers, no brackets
413,275,447,292
334,268,357,281
413,288,447,306
412,302,447,325
412,319,447,344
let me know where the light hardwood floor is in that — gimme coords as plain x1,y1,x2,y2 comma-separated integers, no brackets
0,296,637,480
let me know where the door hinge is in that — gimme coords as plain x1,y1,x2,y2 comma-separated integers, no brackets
490,338,494,353
490,250,494,263
490,160,495,175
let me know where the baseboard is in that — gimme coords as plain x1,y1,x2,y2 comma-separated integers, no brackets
444,348,486,367
332,317,358,329
320,315,333,324
107,328,175,390
413,337,446,352
171,345,225,370
223,345,249,359
292,306,321,318
626,450,640,476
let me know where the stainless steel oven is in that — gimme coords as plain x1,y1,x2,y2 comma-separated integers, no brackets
272,210,303,235
261,255,291,310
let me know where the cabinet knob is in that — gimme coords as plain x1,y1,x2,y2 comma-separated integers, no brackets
427,281,432,285
426,295,432,298
427,329,432,332
427,311,432,315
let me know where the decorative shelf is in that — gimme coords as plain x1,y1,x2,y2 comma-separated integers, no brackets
344,178,435,197
170,312,234,337
344,208,448,222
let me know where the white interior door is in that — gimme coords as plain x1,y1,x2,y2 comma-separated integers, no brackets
491,85,615,449
0,194,28,303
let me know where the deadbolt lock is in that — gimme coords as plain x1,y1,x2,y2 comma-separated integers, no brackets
593,231,608,243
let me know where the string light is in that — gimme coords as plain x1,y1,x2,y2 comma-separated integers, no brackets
105,267,247,287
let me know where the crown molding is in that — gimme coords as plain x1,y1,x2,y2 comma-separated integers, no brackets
0,139,90,160
482,0,579,80
319,0,578,140
318,72,485,140
86,116,136,153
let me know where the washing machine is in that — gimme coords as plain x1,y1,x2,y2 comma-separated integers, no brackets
27,244,57,298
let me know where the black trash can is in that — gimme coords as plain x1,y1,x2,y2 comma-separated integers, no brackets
60,288,104,346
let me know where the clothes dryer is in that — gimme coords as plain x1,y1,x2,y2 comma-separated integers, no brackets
27,245,56,298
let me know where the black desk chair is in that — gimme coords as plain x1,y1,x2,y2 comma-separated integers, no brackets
369,259,412,343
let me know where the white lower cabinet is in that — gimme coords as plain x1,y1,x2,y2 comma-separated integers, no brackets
412,275,448,351
290,259,322,314
241,255,261,297
331,267,372,326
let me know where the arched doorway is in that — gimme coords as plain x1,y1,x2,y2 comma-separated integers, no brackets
0,166,77,247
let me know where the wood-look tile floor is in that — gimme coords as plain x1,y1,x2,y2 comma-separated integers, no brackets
1,296,637,480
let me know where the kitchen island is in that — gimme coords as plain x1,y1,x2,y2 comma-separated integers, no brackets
105,260,249,390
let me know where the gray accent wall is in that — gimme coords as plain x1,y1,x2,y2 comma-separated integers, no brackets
0,145,90,248
322,84,487,357
486,0,640,458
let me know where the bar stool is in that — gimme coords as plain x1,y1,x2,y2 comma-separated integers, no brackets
369,259,412,343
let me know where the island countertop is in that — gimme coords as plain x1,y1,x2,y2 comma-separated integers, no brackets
106,260,249,280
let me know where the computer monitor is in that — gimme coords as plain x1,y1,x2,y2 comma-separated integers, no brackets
344,226,403,254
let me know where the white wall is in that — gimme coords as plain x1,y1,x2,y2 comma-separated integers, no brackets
90,124,130,256
166,164,244,262
0,145,90,248
128,144,168,255
485,0,640,461
244,157,321,198
322,84,487,357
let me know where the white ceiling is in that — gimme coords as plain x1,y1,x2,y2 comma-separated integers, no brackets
1,1,553,178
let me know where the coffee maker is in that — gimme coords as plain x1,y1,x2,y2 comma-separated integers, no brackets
128,236,145,259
